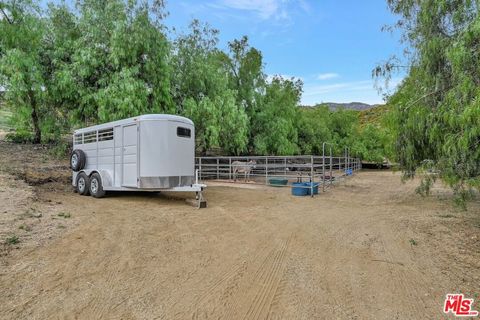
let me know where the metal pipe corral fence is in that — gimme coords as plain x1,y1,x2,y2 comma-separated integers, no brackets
195,151,361,196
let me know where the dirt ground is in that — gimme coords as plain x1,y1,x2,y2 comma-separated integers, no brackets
0,141,479,319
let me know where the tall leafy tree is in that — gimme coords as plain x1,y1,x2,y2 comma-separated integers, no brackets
222,36,264,115
218,36,265,150
0,0,46,142
253,76,302,155
41,3,81,139
59,0,173,125
380,0,480,202
172,20,248,154
297,106,332,155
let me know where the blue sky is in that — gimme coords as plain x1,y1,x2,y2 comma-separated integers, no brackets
165,0,405,105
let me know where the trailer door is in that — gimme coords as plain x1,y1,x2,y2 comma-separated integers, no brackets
122,124,138,187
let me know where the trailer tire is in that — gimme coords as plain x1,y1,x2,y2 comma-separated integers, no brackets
89,173,105,198
70,149,86,172
76,172,89,196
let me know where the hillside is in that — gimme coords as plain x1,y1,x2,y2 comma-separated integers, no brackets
359,104,391,127
325,102,378,111
302,102,379,111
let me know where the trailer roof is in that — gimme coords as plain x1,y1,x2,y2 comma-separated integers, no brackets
74,114,193,133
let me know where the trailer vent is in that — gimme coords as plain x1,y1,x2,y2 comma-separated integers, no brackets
83,131,97,143
177,127,191,138
98,128,114,141
74,134,82,145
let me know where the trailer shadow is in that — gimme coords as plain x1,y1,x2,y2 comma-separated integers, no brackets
103,190,198,205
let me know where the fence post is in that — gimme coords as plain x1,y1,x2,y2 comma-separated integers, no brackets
229,157,232,181
310,155,314,197
349,151,351,173
329,147,333,187
216,158,219,179
265,157,268,185
199,157,202,181
347,151,350,173
322,144,325,192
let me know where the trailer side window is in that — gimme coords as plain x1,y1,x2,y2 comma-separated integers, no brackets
83,131,97,143
177,127,191,138
74,134,82,144
98,128,113,141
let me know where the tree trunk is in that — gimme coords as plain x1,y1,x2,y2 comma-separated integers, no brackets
29,91,41,143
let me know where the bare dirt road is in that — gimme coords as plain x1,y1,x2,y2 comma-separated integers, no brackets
0,142,479,319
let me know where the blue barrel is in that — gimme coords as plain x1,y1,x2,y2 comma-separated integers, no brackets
291,182,308,196
304,182,319,195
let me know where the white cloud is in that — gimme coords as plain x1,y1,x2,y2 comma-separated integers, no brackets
298,0,311,13
215,0,309,21
219,0,279,19
317,73,339,80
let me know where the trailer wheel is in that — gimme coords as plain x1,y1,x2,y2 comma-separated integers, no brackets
76,172,89,196
89,173,105,198
70,149,86,172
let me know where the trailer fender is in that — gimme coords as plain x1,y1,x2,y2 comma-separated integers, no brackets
89,170,113,188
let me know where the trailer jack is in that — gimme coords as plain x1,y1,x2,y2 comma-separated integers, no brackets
195,191,207,209
184,188,207,209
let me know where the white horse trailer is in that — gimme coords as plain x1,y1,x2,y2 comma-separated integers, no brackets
71,114,206,208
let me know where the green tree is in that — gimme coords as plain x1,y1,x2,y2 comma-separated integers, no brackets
41,3,81,140
223,36,264,115
328,108,360,154
297,106,332,155
357,124,386,163
59,0,173,125
219,36,265,150
0,0,46,142
253,76,302,155
183,90,248,155
380,0,480,201
172,20,248,154
170,20,221,109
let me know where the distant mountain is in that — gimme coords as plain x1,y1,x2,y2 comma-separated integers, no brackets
302,102,379,111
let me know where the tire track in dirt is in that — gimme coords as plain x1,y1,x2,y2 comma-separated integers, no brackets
375,218,440,318
372,235,425,318
218,233,295,320
321,212,389,319
320,206,438,319
188,261,249,319
185,233,294,320
240,235,292,320
265,275,289,319
181,241,275,319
